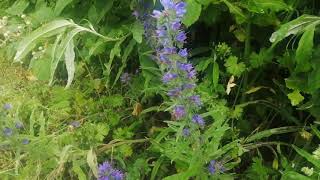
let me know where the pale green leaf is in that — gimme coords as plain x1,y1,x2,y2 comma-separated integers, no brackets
182,0,202,27
64,39,76,88
87,148,98,178
288,90,304,106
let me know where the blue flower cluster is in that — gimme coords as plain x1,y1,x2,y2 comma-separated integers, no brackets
98,161,124,180
151,0,204,129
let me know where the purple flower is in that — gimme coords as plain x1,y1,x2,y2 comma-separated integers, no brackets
173,105,186,120
110,169,124,180
160,0,175,10
192,114,205,128
3,103,12,110
171,21,181,31
183,83,196,89
162,72,178,83
15,121,24,129
152,10,162,19
188,69,197,79
175,2,187,17
178,48,188,57
167,88,182,97
162,47,176,54
190,95,202,106
176,31,187,42
120,73,131,84
178,63,193,72
132,10,139,19
156,28,167,37
183,128,190,137
22,139,30,145
3,127,13,137
98,161,124,180
70,121,81,128
208,160,216,174
208,160,225,175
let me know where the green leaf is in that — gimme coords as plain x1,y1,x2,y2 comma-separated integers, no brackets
224,56,246,76
132,21,144,43
182,0,202,27
14,20,73,62
246,0,289,13
293,145,320,168
87,148,98,178
221,0,247,24
270,15,320,43
212,62,220,87
64,39,76,88
288,90,304,106
54,0,74,16
5,0,29,15
310,125,320,139
295,25,315,72
245,126,301,142
281,171,311,180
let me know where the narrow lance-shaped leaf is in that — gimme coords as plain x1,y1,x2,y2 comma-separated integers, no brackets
293,145,320,168
295,25,315,72
64,39,76,89
269,15,320,43
14,19,74,62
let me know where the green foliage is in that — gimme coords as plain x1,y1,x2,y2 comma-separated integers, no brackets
1,0,320,179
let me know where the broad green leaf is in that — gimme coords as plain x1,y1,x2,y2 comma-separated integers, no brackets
182,0,202,27
224,56,246,77
14,20,73,62
72,162,87,180
64,39,76,88
293,145,320,168
288,90,304,106
5,0,29,15
87,148,98,178
270,15,320,43
54,0,74,16
221,0,247,24
31,58,51,81
246,0,289,13
295,25,315,72
132,21,144,43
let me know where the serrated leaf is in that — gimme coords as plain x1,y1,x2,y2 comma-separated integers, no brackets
182,0,202,27
224,56,246,76
288,90,304,106
132,21,144,43
295,25,315,72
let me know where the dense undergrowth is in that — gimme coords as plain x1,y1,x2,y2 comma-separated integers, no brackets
1,0,320,179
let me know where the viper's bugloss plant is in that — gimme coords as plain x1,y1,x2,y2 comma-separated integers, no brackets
150,0,204,132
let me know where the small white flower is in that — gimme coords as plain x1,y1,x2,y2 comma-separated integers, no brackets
17,25,23,29
38,46,43,51
2,16,8,20
25,20,31,25
32,51,36,55
301,167,314,176
21,14,26,19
